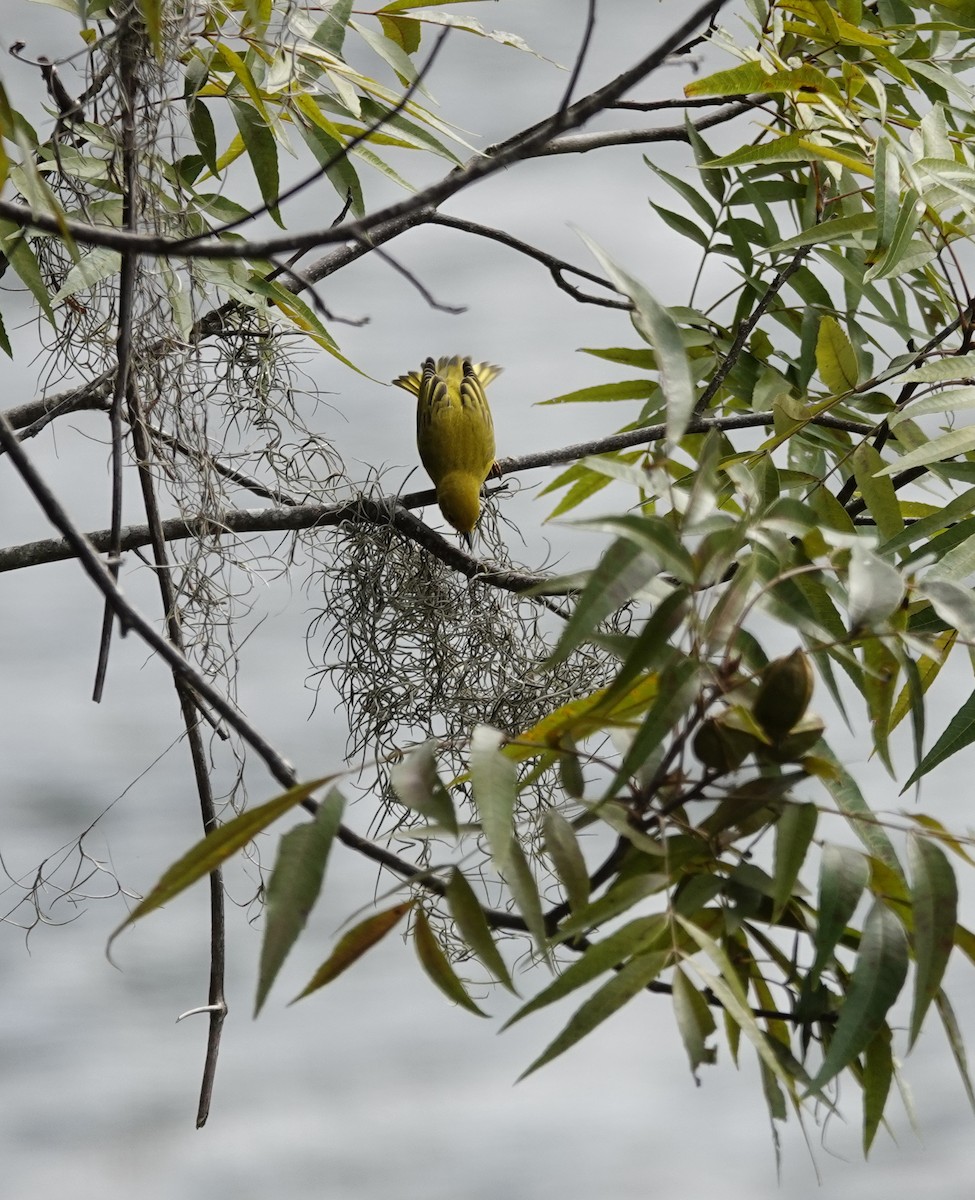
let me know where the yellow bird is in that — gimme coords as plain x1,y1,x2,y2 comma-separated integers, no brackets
392,355,500,537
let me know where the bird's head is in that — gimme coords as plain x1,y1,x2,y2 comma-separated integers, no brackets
436,471,482,535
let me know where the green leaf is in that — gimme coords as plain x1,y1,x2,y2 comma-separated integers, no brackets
391,740,458,835
862,636,899,774
445,868,515,992
295,116,365,219
807,902,909,1094
606,657,700,796
809,844,870,986
918,578,975,640
772,802,818,920
591,588,688,715
672,966,717,1080
908,836,958,1047
293,902,413,1000
874,426,975,476
575,231,695,443
187,97,218,173
228,98,283,226
469,725,517,875
254,789,346,1015
138,0,164,57
111,777,337,944
677,917,796,1094
413,907,488,1016
504,914,668,1028
517,951,669,1079
847,541,904,629
544,537,662,669
554,874,668,941
645,159,717,226
852,442,902,542
862,1027,893,1155
818,756,903,873
0,221,55,324
935,990,975,1114
316,0,352,54
542,808,590,913
684,60,769,98
816,315,859,393
504,837,549,957
576,514,696,583
901,687,975,792
538,380,655,404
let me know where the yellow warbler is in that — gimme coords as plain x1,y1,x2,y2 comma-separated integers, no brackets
392,355,500,536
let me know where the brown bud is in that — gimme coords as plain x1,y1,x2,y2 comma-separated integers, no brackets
753,650,814,739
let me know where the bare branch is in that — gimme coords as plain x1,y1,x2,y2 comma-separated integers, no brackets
0,410,874,576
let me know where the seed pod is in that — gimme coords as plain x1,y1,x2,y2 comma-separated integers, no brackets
762,713,826,763
693,713,761,772
753,649,814,739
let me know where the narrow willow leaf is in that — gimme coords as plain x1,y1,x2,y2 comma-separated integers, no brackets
316,0,352,53
254,789,346,1015
873,426,975,476
817,315,859,392
888,385,975,427
53,247,122,303
923,529,975,583
677,917,795,1093
862,636,899,774
505,672,662,765
228,98,283,226
888,631,951,743
684,60,768,97
445,868,515,992
908,836,958,1047
554,874,667,941
918,578,975,640
606,657,699,796
413,908,488,1017
901,687,975,792
544,537,661,669
138,0,164,57
645,158,717,226
810,844,870,985
504,914,668,1029
576,514,696,582
293,902,412,1001
935,990,975,1113
807,902,909,1094
0,220,56,323
852,442,902,541
538,380,655,404
772,802,818,920
862,1026,893,1155
469,725,517,875
576,231,695,443
542,809,590,912
391,740,458,835
847,541,905,629
504,837,549,957
517,952,669,1080
672,966,717,1080
111,776,338,943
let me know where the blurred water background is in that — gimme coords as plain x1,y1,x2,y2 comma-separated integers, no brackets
1,2,974,1197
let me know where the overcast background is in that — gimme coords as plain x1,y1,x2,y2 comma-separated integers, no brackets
1,2,973,1197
